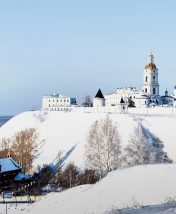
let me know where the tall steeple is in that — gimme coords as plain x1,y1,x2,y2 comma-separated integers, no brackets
142,52,159,97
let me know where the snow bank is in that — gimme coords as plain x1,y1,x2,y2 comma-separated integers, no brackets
24,164,176,214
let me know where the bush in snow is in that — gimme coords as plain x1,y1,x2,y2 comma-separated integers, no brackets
85,115,122,178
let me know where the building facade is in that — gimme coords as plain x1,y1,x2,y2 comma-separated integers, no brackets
42,93,77,111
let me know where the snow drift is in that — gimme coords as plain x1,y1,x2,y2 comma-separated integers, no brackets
24,164,176,214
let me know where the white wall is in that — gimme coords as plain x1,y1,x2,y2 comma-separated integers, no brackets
93,98,105,107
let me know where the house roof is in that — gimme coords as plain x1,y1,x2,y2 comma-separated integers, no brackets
14,172,31,181
95,89,104,99
0,158,21,173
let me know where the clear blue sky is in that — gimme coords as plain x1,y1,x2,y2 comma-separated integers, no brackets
0,0,176,115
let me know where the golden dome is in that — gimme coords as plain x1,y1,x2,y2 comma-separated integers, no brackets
145,63,156,69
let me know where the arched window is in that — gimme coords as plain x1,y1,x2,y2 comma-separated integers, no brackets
145,88,147,93
153,76,155,82
145,76,148,82
153,88,156,95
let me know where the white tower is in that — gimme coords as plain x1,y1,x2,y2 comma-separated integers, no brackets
142,52,159,97
93,89,105,107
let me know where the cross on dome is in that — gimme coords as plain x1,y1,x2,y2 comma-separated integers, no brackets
145,51,157,69
148,51,154,64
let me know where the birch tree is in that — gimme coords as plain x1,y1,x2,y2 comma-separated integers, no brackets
85,116,121,178
125,124,150,166
125,124,171,166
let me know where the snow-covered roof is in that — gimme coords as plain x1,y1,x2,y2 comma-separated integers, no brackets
106,87,140,96
44,93,70,98
0,158,21,173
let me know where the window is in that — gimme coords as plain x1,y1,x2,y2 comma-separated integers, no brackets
145,88,147,93
145,76,148,82
153,88,156,95
153,76,155,82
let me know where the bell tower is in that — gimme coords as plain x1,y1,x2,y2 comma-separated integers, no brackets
142,52,159,97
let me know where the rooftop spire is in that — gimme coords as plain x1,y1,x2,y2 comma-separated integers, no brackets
148,51,154,64
95,89,104,99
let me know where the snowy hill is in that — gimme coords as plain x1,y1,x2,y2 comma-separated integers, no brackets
23,164,176,214
1,111,176,214
0,111,176,168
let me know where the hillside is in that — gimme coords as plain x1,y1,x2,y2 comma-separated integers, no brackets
0,111,176,214
23,164,176,214
0,111,176,168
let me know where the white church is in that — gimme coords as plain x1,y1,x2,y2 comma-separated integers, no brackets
93,52,175,109
42,52,176,112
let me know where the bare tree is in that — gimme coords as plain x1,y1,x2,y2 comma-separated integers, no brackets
85,115,121,178
79,169,99,185
124,124,150,166
0,138,12,158
0,128,45,173
125,124,171,166
59,162,80,189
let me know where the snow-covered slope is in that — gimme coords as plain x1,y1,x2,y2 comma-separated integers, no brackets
1,111,176,214
0,111,176,168
24,164,176,214
0,111,138,167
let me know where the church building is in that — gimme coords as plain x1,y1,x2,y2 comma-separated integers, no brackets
42,51,175,112
94,52,174,108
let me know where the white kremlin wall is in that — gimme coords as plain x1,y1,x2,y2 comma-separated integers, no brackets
44,106,176,116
